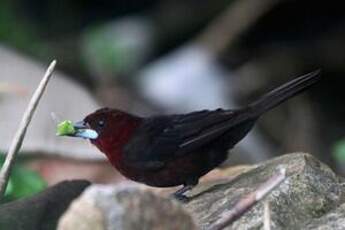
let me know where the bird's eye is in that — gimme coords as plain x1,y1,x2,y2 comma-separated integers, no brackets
98,120,105,128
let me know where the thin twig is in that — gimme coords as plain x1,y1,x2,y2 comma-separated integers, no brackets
0,60,56,199
263,201,271,230
208,166,286,230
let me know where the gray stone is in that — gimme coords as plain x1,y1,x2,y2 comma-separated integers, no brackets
57,153,345,230
305,202,345,230
12,152,343,230
185,152,344,229
58,183,196,230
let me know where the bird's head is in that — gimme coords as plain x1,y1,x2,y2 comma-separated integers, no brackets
71,108,142,154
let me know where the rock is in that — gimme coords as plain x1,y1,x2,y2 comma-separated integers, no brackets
304,202,345,230
18,152,342,230
0,180,90,230
0,46,102,160
58,183,196,230
185,152,344,229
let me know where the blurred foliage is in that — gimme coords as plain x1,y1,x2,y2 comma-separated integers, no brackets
0,154,47,203
333,139,345,163
0,1,42,54
82,24,132,76
81,17,154,81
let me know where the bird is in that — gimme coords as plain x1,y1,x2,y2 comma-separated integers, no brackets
69,70,320,201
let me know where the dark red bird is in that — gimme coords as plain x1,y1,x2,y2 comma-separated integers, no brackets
70,71,320,200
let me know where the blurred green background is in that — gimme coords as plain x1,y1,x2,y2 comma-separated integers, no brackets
0,154,46,202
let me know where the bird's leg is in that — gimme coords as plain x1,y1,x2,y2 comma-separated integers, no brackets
171,179,199,203
172,185,194,202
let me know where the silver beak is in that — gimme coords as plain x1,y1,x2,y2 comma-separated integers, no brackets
73,121,99,139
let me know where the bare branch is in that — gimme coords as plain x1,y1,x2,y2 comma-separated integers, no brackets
208,166,286,230
0,60,56,199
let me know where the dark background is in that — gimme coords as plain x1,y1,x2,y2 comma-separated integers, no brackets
2,0,345,176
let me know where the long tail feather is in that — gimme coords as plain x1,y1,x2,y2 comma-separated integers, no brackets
248,70,321,118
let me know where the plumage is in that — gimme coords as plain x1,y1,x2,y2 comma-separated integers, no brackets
76,70,321,200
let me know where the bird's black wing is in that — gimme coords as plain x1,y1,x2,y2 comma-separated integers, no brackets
123,70,322,171
123,108,249,171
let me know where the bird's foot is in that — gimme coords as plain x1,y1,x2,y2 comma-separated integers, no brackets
171,193,190,203
170,184,194,203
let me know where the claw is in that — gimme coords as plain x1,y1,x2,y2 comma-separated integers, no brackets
171,193,190,203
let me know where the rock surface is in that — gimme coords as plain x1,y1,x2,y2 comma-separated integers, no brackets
58,183,196,230
304,202,345,230
185,152,344,229
57,152,345,230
